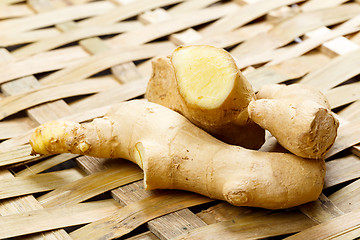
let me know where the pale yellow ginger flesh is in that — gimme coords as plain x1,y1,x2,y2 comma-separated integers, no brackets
172,45,237,109
146,45,265,149
248,84,339,159
30,100,325,209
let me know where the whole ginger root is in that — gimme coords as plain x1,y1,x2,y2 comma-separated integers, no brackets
248,84,339,159
146,45,265,150
30,100,325,209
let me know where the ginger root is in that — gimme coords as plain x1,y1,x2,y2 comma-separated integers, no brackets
248,84,339,159
146,45,265,149
30,100,325,209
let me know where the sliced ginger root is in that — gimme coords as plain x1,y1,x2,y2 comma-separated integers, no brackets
30,100,325,209
146,45,265,149
172,45,241,112
248,84,339,159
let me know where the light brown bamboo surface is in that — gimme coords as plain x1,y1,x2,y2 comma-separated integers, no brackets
0,0,360,239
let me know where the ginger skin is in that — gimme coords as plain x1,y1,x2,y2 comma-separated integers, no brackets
146,45,265,150
248,84,339,159
30,100,325,209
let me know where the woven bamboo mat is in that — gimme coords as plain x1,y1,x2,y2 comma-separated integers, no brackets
0,0,360,239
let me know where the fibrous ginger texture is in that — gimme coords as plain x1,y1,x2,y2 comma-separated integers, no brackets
248,84,339,159
146,45,265,149
30,100,325,209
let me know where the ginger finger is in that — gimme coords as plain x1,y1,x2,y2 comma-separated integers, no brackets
248,84,339,159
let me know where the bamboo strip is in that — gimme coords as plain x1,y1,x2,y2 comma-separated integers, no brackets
0,145,41,166
27,100,73,124
192,22,272,49
70,79,147,111
79,37,112,54
326,81,360,109
231,3,360,62
300,48,360,92
168,0,219,13
1,73,74,125
75,156,117,174
0,4,33,19
352,30,360,44
329,178,360,213
338,100,360,162
126,232,159,240
234,20,359,71
338,100,360,122
235,45,288,69
29,0,93,12
0,28,60,47
266,26,360,66
352,146,360,158
0,117,36,140
0,169,83,200
28,0,71,12
285,208,360,240
146,209,207,239
78,0,184,27
0,170,43,214
302,21,360,58
298,194,344,224
110,61,143,83
201,0,302,35
326,120,360,158
311,32,360,58
111,181,208,240
172,211,315,240
301,0,349,12
104,0,146,84
0,133,43,154
196,202,270,224
38,163,143,208
266,5,300,24
324,155,360,189
0,47,89,84
40,42,173,85
0,0,25,5
16,153,79,177
69,192,212,240
0,199,121,239
138,8,172,25
302,22,360,58
108,3,238,46
0,1,115,33
245,53,331,91
1,73,75,124
0,78,119,121
1,75,41,96
12,21,142,58
236,0,261,5
330,229,360,240
0,169,72,239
